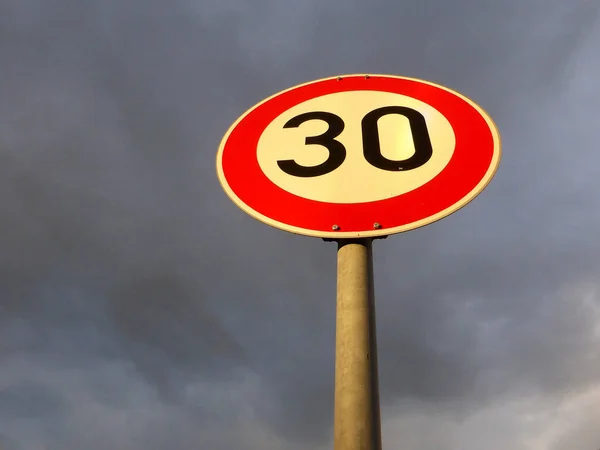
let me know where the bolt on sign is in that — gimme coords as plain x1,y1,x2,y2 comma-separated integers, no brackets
216,74,501,238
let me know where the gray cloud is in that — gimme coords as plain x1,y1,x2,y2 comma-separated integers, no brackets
0,0,599,448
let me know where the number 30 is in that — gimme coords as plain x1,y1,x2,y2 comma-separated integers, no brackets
277,106,433,177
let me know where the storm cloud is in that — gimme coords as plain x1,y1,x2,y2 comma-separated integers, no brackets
0,0,599,449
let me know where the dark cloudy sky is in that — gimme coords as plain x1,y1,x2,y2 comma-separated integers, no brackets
1,0,599,449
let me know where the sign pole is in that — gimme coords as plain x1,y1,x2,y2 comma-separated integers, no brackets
217,73,500,450
334,238,382,450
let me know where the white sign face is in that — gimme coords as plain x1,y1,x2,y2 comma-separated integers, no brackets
217,74,501,239
257,91,456,204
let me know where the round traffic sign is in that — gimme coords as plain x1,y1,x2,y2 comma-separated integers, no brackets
216,74,501,238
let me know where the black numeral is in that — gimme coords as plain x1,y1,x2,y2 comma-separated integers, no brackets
277,112,347,177
278,106,432,176
361,106,432,171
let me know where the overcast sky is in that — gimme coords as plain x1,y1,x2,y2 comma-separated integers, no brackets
1,0,599,449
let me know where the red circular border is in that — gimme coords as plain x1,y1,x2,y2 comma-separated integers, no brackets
221,75,495,233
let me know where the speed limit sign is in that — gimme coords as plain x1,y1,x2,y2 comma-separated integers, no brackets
216,74,501,238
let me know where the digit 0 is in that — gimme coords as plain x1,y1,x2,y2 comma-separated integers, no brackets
361,106,433,171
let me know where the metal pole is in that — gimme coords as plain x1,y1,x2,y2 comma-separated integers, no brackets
334,238,382,450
